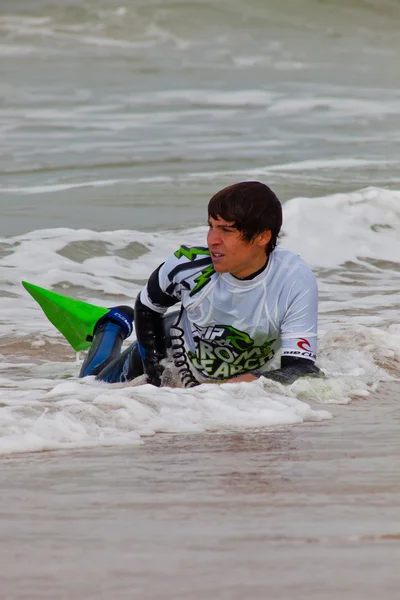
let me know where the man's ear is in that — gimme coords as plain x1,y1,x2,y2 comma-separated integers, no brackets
256,230,272,249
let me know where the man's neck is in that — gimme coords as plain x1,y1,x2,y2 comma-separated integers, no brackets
232,256,269,281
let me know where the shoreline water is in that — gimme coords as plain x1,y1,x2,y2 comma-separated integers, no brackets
1,380,399,599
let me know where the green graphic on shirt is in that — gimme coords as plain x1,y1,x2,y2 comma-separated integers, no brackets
188,324,276,379
190,264,215,297
224,326,253,351
174,246,210,260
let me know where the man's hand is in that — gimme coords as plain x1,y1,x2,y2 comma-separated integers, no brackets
145,363,164,387
226,373,258,383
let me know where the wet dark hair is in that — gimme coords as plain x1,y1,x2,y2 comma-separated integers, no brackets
208,181,283,254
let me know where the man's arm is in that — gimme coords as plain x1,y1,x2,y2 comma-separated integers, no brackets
275,263,320,383
134,295,167,387
227,357,322,385
134,262,180,386
260,356,322,384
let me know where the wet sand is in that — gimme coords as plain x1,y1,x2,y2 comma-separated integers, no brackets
1,381,399,599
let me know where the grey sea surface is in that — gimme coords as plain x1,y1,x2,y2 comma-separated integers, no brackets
0,0,400,597
1,0,400,235
1,382,400,599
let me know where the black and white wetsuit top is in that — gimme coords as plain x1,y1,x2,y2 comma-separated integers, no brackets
139,245,318,382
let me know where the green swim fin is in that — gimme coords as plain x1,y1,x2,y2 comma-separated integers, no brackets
22,281,109,352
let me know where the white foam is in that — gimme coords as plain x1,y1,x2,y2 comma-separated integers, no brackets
2,318,398,455
137,89,276,108
0,377,331,456
268,96,400,119
0,179,125,195
0,11,195,56
281,187,400,268
265,158,397,172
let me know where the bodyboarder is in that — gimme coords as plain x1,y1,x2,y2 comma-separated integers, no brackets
80,181,321,387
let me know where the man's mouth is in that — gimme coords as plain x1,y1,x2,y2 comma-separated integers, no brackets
211,251,224,259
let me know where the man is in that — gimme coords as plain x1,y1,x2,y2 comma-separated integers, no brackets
80,181,321,386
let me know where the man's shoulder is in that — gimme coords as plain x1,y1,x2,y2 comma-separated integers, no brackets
159,245,214,297
161,245,213,281
270,247,316,284
272,247,313,269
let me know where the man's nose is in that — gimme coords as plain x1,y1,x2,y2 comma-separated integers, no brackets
207,228,221,246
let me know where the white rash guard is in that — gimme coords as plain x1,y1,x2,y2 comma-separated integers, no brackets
139,245,318,381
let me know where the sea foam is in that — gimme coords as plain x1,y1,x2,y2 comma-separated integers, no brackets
0,187,398,454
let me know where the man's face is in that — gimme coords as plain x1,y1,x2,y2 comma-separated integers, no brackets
207,215,271,278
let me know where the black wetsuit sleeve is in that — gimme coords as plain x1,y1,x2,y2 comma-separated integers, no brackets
261,356,323,385
134,295,167,387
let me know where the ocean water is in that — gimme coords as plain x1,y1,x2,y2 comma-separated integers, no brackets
0,0,400,598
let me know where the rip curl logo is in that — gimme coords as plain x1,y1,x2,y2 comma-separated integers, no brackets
297,338,311,351
188,324,275,379
282,337,316,360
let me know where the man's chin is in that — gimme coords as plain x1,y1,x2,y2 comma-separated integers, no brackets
212,262,228,273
